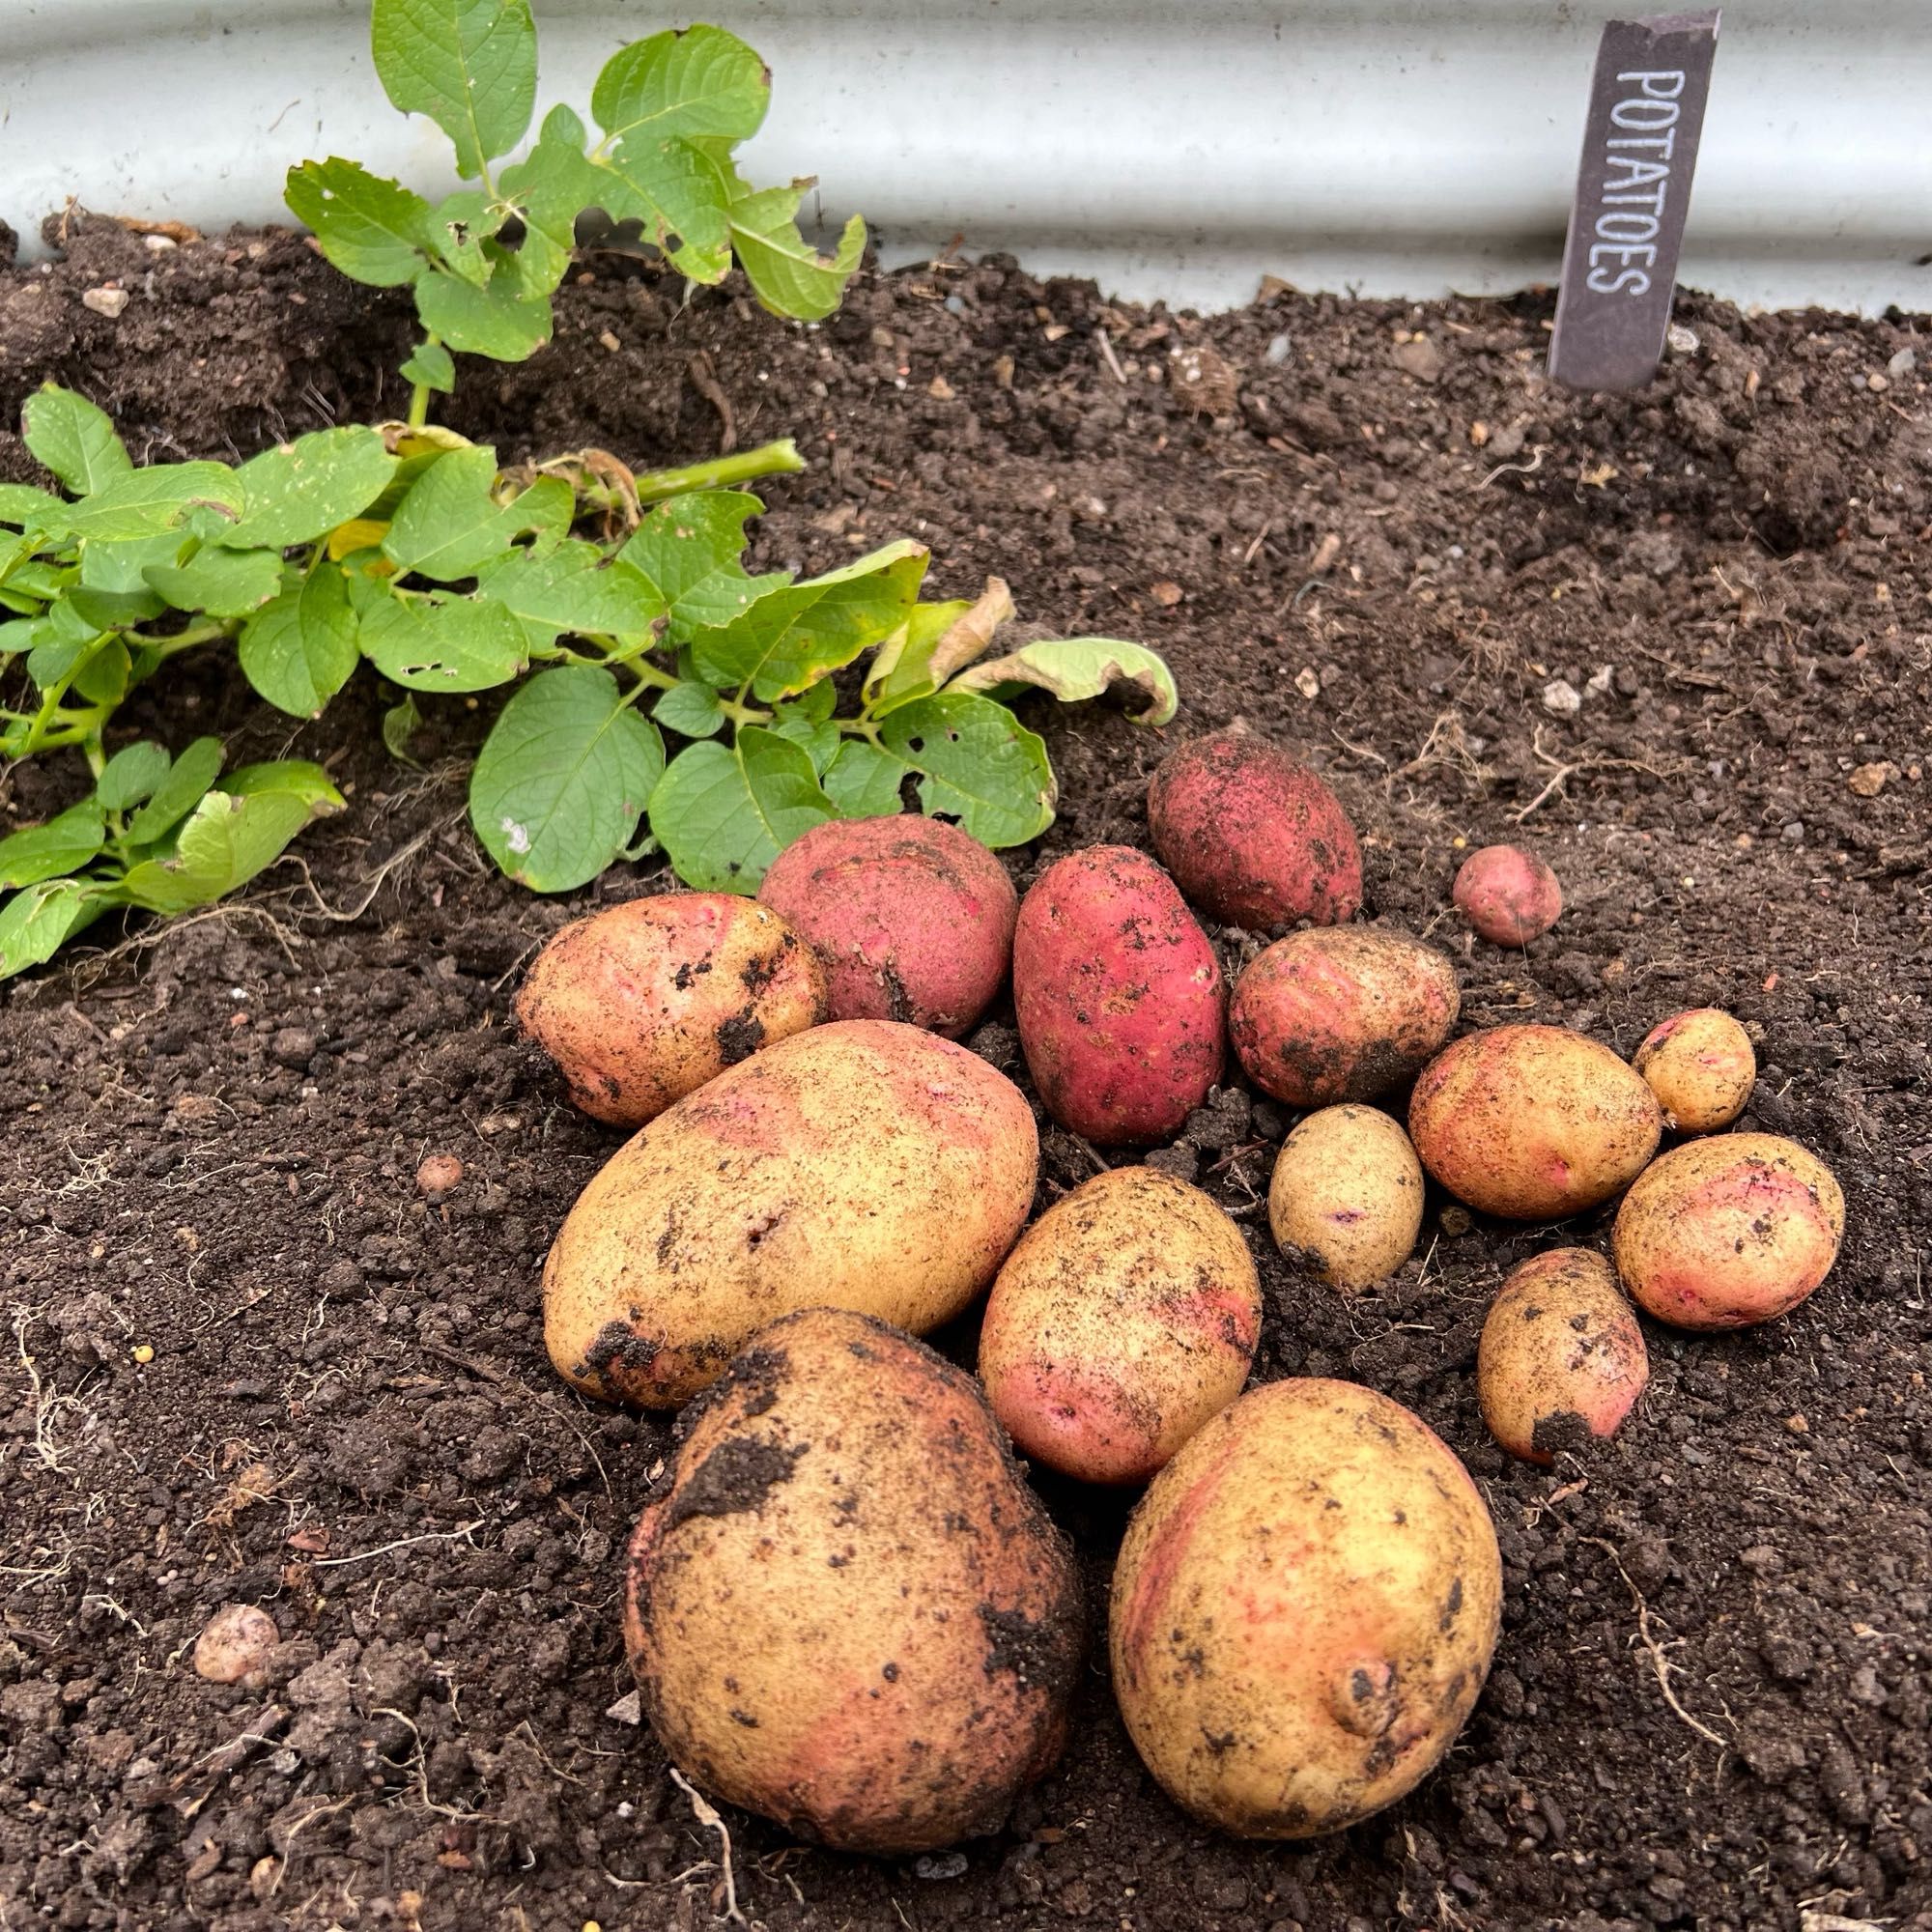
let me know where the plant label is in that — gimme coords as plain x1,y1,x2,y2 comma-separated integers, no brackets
1548,9,1720,392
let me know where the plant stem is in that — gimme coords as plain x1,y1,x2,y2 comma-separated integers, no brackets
406,333,442,431
631,440,806,505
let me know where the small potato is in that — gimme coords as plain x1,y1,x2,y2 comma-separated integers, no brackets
1452,844,1562,947
544,1020,1037,1406
1013,846,1225,1146
1268,1105,1424,1290
1477,1250,1648,1464
1148,727,1362,929
625,1309,1082,1854
1110,1378,1501,1839
1613,1133,1843,1331
192,1605,279,1685
1634,1008,1755,1134
516,894,827,1126
758,816,1016,1037
1230,927,1460,1108
1408,1026,1662,1221
979,1167,1261,1484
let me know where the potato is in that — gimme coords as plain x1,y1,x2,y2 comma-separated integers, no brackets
1634,1007,1755,1134
978,1168,1261,1484
1267,1105,1424,1290
758,815,1016,1037
516,894,827,1126
1012,846,1225,1145
544,1020,1037,1406
1477,1250,1648,1464
624,1308,1082,1854
1408,1026,1662,1220
1147,727,1362,929
1612,1133,1843,1331
1110,1378,1501,1839
1452,844,1562,948
1230,927,1460,1108
192,1605,279,1686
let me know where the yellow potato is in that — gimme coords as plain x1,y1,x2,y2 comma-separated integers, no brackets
1613,1132,1843,1330
1408,1025,1662,1220
1110,1378,1501,1839
1267,1104,1424,1290
978,1167,1261,1485
1477,1250,1648,1464
544,1020,1037,1406
1634,1008,1755,1134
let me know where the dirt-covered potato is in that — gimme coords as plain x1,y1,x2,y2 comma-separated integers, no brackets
544,1020,1037,1406
1612,1133,1843,1331
515,894,827,1126
1147,727,1362,929
1110,1378,1501,1839
1452,844,1563,948
624,1309,1082,1854
1634,1007,1755,1134
1477,1250,1648,1464
1267,1105,1425,1290
1013,846,1224,1145
1408,1026,1662,1220
978,1167,1261,1484
1230,927,1460,1108
757,816,1016,1037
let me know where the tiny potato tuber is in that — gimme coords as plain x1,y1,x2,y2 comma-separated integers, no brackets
1452,844,1562,948
193,1604,280,1685
1634,1007,1755,1134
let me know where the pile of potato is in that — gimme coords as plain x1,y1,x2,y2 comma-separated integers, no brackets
507,726,1843,1858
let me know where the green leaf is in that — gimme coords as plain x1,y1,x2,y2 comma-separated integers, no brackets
727,183,866,324
371,0,537,180
0,801,106,890
72,530,179,625
469,666,666,891
590,25,770,144
126,737,225,844
648,726,835,893
619,491,786,641
426,189,503,286
0,878,118,980
97,741,173,811
62,465,241,543
383,445,564,579
215,427,399,551
767,682,839,774
240,566,361,716
473,540,666,651
947,637,1179,725
356,588,528,692
22,385,132,496
285,159,435,287
0,482,68,531
651,680,725,739
822,740,909,819
878,693,1057,847
413,267,553,362
401,341,457,393
690,541,926,702
383,692,424,764
146,546,284,618
72,638,129,707
24,603,103,689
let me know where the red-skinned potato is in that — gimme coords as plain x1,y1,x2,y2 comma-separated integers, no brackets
516,894,827,1126
1110,1378,1501,1839
1408,1026,1662,1220
1230,927,1460,1108
757,816,1016,1037
1634,1008,1755,1134
978,1167,1261,1485
543,1021,1037,1406
1012,846,1225,1145
624,1309,1082,1855
1477,1250,1648,1464
1147,727,1362,929
1452,845,1562,948
1267,1105,1425,1290
1612,1133,1843,1330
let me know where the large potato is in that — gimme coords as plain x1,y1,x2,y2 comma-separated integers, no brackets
1110,1378,1501,1839
1267,1105,1424,1291
1230,927,1460,1108
1148,727,1362,929
758,815,1016,1037
515,894,827,1126
544,1020,1037,1406
1634,1007,1755,1134
1408,1026,1662,1221
1012,846,1225,1146
978,1167,1261,1484
1612,1133,1843,1330
1477,1250,1648,1464
626,1309,1082,1854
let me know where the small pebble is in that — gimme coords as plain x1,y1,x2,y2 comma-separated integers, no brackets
417,1153,465,1195
917,1852,970,1882
1585,665,1614,697
1542,679,1582,718
1665,324,1700,354
143,234,178,254
1888,346,1918,377
1392,336,1444,384
1265,332,1292,365
82,286,129,319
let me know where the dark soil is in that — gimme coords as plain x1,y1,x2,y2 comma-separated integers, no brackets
2,212,1929,1932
